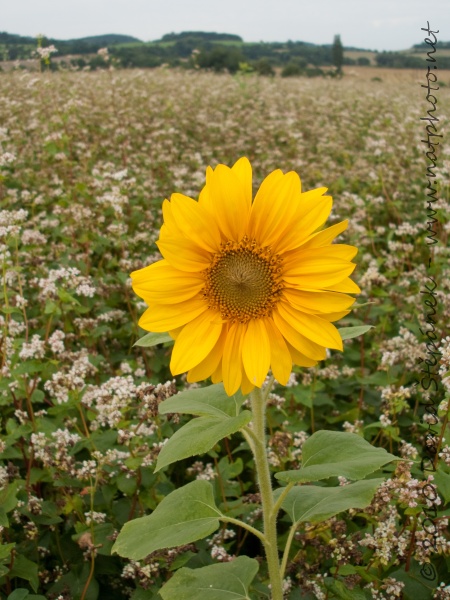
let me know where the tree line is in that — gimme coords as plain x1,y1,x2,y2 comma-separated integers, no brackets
2,30,449,72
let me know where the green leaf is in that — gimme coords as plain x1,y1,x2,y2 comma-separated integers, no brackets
338,325,374,340
159,555,259,600
159,383,245,418
1,307,22,315
325,578,370,600
433,467,450,505
390,559,438,598
0,543,15,561
0,480,20,513
7,591,29,600
133,332,173,347
279,479,384,523
155,411,252,472
0,564,9,578
276,431,398,483
7,591,30,600
112,480,221,560
130,590,159,600
9,554,39,592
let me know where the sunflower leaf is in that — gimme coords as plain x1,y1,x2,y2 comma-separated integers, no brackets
277,479,384,524
159,556,259,600
159,383,245,418
133,332,173,347
275,430,398,483
155,411,252,472
338,325,374,340
112,480,221,560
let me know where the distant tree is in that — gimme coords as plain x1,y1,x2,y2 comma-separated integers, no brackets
332,34,343,74
197,46,243,73
357,57,370,66
254,58,275,76
281,59,305,77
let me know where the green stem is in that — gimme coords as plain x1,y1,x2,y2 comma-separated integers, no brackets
272,482,294,518
219,516,266,544
250,386,283,600
280,523,298,580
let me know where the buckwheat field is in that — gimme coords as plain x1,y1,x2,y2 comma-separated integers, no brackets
0,67,449,599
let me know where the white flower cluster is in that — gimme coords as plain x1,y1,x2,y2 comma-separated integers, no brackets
97,47,109,61
0,152,16,167
44,351,97,404
97,188,129,216
19,334,46,360
0,466,9,490
438,336,450,393
48,329,65,355
380,327,425,370
35,266,96,299
0,208,28,238
84,511,107,525
35,45,58,60
82,375,136,428
31,429,81,475
186,461,217,481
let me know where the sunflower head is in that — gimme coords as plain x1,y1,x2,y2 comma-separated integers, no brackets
131,158,360,395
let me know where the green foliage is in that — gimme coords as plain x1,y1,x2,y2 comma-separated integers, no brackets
133,332,173,347
338,325,374,340
155,411,252,471
332,34,344,73
113,481,221,559
279,479,384,523
276,430,397,483
281,59,306,77
158,383,245,417
197,46,244,73
253,58,275,76
159,556,259,600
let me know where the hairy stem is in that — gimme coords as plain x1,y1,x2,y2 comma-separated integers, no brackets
250,385,283,600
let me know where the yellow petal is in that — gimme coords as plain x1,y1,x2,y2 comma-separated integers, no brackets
301,220,349,249
283,256,356,289
285,341,318,367
211,360,223,384
170,193,221,252
277,302,343,351
272,308,327,360
241,371,255,395
319,310,351,322
248,170,301,247
326,278,361,294
264,317,292,385
168,327,182,339
161,199,183,237
283,289,356,314
231,157,252,213
222,322,245,395
131,260,204,304
187,327,227,382
170,310,223,375
273,192,332,254
156,237,210,272
242,319,271,387
138,297,207,332
283,245,358,272
210,164,250,241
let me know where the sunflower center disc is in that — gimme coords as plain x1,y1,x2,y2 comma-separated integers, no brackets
203,236,283,323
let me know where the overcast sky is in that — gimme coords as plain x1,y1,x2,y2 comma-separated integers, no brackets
3,0,447,51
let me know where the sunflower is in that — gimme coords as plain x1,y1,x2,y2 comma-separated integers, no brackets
131,158,359,395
